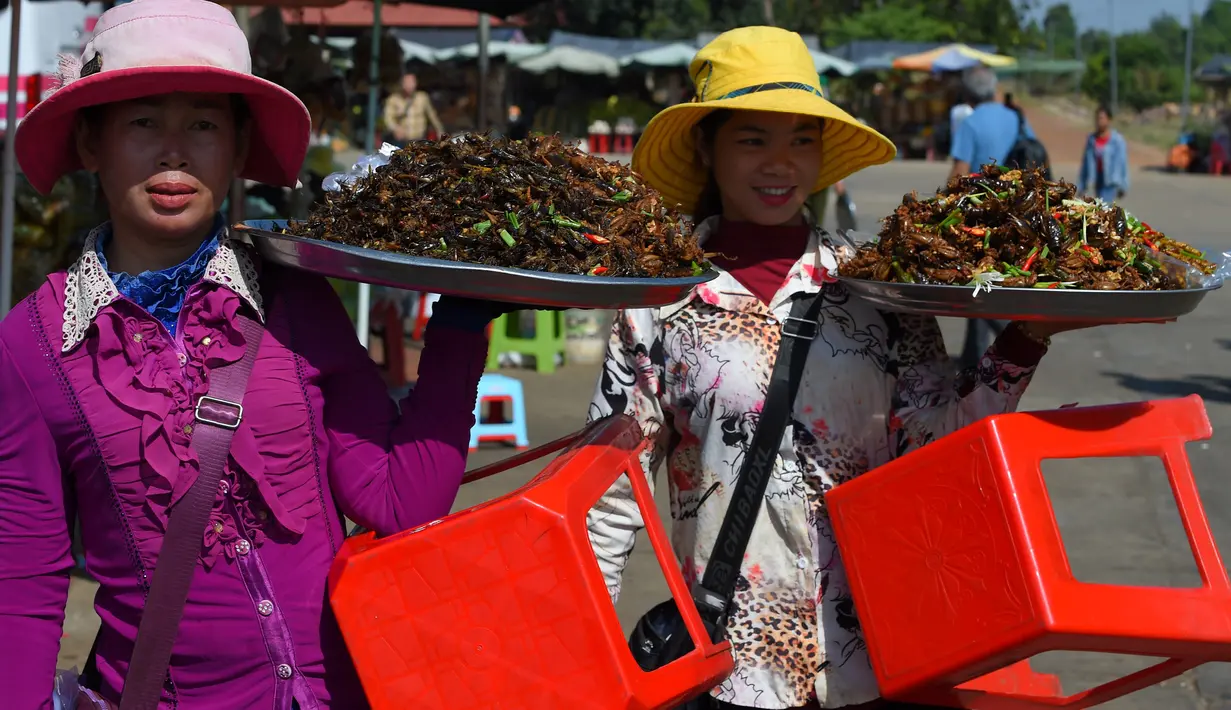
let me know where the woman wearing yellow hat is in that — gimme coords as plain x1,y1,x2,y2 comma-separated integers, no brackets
586,27,1058,709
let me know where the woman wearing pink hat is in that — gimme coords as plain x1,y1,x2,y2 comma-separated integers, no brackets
0,1,508,708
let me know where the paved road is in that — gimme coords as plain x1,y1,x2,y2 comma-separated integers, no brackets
59,162,1231,708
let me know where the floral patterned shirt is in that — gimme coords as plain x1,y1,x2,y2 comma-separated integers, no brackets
585,218,1042,709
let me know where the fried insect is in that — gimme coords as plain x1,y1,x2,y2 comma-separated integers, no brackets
287,133,706,278
838,162,1217,290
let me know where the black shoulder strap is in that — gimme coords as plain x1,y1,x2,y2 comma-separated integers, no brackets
692,292,826,620
1011,105,1028,140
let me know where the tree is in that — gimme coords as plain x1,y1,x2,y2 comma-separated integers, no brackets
1042,3,1077,58
826,1,957,44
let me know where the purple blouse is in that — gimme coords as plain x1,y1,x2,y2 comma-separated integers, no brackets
0,230,488,709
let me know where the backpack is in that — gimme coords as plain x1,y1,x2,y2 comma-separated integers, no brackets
1004,106,1051,178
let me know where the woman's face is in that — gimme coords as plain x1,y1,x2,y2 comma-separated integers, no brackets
701,110,823,226
1096,109,1112,132
77,92,248,243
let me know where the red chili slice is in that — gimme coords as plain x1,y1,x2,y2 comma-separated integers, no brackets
584,233,610,245
589,265,609,276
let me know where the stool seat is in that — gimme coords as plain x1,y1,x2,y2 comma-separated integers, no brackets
827,396,1226,709
486,311,566,374
329,416,734,709
470,373,530,451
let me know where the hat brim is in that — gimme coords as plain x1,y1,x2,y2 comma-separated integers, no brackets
632,90,896,215
15,66,310,195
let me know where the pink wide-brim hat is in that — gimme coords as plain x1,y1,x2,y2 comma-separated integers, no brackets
15,0,310,195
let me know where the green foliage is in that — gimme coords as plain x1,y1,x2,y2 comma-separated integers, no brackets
521,0,1231,112
826,2,958,45
525,0,1037,50
1076,0,1231,110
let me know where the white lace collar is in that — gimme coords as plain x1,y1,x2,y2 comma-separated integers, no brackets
61,225,265,352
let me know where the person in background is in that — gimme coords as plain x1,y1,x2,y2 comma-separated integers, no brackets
948,68,1033,179
948,67,1033,369
1077,105,1129,203
382,71,444,145
949,88,973,147
805,75,849,229
506,104,529,140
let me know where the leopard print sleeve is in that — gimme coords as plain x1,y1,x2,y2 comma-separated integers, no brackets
585,307,671,602
887,313,1038,457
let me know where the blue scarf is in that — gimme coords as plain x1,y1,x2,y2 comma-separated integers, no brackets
96,216,224,337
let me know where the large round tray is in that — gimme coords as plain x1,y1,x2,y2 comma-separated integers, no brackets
236,221,718,309
837,277,1221,322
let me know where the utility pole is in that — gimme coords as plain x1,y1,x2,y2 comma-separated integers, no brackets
762,0,775,26
1181,0,1195,134
477,13,490,131
0,0,22,317
1109,0,1118,114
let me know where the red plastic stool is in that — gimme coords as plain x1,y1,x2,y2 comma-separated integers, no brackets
1210,141,1227,175
329,415,734,709
826,396,1224,709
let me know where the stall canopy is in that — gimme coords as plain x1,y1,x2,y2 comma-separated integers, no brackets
619,42,696,70
434,40,544,62
892,43,1016,72
515,45,620,77
1196,55,1231,83
812,50,857,77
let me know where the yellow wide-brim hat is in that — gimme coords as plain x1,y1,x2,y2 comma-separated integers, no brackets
633,26,896,215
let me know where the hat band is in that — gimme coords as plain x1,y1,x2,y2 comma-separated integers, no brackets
710,81,825,102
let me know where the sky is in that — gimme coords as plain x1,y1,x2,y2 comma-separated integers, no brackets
1030,0,1212,33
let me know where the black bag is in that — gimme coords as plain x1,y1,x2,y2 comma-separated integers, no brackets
1004,106,1051,179
627,293,826,709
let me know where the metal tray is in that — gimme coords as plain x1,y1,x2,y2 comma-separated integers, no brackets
837,277,1221,322
831,230,1222,322
236,220,718,309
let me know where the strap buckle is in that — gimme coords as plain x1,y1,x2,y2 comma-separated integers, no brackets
782,316,818,340
195,396,244,430
691,583,728,624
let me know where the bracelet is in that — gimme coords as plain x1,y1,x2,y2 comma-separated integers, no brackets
1011,322,1052,348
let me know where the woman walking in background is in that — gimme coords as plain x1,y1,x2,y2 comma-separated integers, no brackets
1078,105,1130,203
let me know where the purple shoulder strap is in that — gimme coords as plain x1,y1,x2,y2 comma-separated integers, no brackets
118,315,265,710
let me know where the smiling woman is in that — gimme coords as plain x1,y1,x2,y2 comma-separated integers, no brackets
692,109,824,226
584,25,1062,710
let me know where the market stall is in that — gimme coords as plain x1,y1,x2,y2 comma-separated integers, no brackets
883,43,1018,160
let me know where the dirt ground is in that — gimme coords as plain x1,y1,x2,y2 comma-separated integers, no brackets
1017,99,1169,172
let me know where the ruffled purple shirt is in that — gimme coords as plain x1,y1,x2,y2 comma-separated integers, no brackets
0,228,488,709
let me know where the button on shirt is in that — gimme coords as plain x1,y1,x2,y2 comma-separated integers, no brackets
950,101,1034,168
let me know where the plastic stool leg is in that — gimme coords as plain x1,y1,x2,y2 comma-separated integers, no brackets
468,393,483,451
512,383,530,449
486,313,509,372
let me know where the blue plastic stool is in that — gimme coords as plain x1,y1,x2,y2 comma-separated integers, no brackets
469,373,530,452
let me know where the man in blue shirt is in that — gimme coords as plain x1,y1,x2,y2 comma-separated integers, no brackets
946,66,1035,367
948,67,1034,179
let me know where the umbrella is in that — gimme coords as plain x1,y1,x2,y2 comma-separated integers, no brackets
400,0,541,16
930,47,984,73
892,43,1015,72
